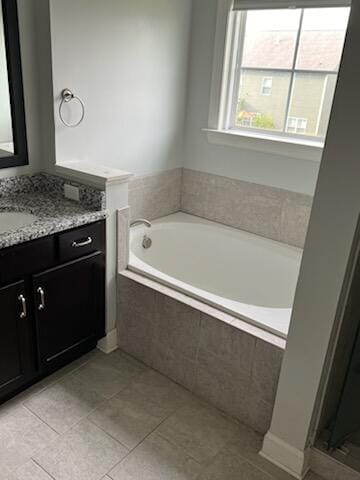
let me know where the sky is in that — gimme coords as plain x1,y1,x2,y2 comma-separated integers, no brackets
245,7,350,33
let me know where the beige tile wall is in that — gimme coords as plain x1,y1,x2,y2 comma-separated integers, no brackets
117,207,130,272
117,274,284,435
181,169,313,248
128,167,313,247
128,168,182,222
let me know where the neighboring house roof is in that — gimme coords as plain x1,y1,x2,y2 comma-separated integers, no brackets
242,30,346,71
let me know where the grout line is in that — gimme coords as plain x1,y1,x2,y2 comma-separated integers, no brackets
102,390,200,477
22,404,60,436
31,458,57,480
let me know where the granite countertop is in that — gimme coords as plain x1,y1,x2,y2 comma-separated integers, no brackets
0,173,107,250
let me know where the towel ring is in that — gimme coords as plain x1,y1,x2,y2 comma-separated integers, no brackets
59,89,85,128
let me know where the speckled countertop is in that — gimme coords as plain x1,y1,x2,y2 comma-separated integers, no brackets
0,173,107,249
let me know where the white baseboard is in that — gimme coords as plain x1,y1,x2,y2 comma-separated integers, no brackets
260,432,310,480
97,328,118,354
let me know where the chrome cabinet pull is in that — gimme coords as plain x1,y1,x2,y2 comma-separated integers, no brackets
37,287,45,311
71,236,93,248
18,294,27,319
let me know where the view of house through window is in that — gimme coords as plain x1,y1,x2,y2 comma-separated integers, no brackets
233,7,350,140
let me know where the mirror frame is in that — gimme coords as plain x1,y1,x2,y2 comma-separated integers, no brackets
1,0,28,169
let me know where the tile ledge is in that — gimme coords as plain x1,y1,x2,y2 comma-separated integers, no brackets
55,162,133,188
119,269,286,350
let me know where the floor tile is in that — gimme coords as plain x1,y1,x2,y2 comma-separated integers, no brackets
2,466,17,480
88,383,173,449
306,473,327,480
157,399,240,465
126,370,194,415
226,424,297,480
15,460,53,480
5,349,102,409
108,432,201,480
103,349,148,376
38,349,104,389
0,405,58,472
71,353,144,399
24,374,104,434
199,453,271,480
34,419,129,480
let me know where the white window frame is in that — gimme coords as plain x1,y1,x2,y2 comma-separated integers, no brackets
261,77,273,96
204,0,350,162
286,116,308,134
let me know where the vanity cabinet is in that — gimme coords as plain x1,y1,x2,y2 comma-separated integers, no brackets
33,252,104,371
0,220,105,404
0,280,33,400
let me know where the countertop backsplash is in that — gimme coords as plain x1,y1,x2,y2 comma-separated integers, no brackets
0,173,106,211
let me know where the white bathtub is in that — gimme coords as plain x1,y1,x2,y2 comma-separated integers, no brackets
129,212,302,338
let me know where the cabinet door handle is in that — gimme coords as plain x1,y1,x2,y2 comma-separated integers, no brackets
71,237,92,248
18,294,27,319
37,287,45,311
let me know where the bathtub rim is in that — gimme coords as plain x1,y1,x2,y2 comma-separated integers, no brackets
128,212,302,339
120,269,286,350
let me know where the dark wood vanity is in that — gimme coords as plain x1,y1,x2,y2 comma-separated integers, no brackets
0,220,106,404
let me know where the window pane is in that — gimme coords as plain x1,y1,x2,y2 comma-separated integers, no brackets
235,69,291,132
296,8,350,72
287,72,337,137
241,9,301,70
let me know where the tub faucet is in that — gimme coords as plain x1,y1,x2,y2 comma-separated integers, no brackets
130,219,152,228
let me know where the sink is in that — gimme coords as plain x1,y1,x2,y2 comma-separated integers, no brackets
0,211,38,234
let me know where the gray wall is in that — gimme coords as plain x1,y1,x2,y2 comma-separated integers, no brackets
0,0,54,179
183,0,321,196
49,0,192,176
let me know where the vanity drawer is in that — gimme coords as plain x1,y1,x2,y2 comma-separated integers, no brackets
57,221,105,262
0,236,56,285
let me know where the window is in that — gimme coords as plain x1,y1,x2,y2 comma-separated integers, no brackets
261,77,273,96
207,0,351,158
286,117,308,134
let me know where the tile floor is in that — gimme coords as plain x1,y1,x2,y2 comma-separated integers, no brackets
1,348,323,480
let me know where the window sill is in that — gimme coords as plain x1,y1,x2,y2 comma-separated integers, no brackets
203,128,323,162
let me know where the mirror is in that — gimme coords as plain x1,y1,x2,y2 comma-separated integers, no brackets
0,0,28,168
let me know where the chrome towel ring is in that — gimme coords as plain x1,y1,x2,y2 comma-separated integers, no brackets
59,88,85,128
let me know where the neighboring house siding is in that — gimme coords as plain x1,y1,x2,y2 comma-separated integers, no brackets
288,72,326,136
239,70,289,130
317,74,337,137
238,69,329,137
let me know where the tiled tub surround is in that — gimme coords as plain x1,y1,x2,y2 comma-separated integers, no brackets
128,168,182,222
0,173,106,248
181,169,313,248
117,271,285,435
127,167,313,248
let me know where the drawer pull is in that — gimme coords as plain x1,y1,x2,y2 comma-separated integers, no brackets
18,294,27,319
71,237,93,248
37,287,45,311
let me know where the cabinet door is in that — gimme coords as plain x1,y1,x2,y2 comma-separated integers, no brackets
33,252,105,371
0,281,33,399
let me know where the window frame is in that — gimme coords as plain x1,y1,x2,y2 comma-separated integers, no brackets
260,77,273,96
286,116,308,133
205,0,350,162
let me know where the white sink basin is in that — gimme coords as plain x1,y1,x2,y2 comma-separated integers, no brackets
0,211,38,234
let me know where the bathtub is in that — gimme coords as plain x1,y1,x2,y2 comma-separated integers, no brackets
128,212,302,338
